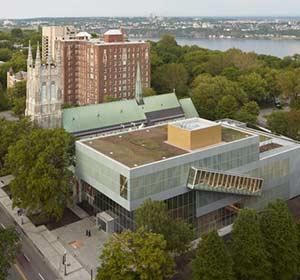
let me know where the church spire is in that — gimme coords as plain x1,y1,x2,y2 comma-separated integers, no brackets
27,41,33,66
135,61,143,105
35,41,41,67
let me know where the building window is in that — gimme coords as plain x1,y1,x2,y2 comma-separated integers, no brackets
120,175,128,199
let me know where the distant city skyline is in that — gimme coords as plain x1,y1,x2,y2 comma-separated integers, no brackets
1,0,300,19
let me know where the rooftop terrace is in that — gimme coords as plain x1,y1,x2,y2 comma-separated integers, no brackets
83,123,252,168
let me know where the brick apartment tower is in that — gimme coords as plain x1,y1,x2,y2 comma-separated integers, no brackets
57,29,150,105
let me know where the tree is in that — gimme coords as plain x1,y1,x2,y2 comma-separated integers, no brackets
103,95,118,103
155,34,183,64
0,227,20,280
277,69,300,108
264,68,281,98
0,118,34,173
143,87,156,97
11,28,24,39
239,72,268,103
217,95,238,119
8,80,27,116
231,209,271,280
96,228,174,280
235,101,260,124
267,110,300,140
6,128,75,220
260,200,298,280
224,48,263,72
135,199,194,255
152,63,188,98
0,48,12,62
191,74,247,120
192,230,234,280
0,87,10,111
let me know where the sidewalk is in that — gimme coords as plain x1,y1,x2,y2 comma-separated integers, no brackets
0,180,91,280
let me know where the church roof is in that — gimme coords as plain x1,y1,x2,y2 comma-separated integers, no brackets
62,93,198,136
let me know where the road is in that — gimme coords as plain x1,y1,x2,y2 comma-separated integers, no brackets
258,106,290,128
0,205,60,280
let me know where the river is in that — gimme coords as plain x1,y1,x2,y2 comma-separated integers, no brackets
144,37,300,58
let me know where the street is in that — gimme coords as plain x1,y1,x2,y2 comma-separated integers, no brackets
258,106,290,128
0,205,60,280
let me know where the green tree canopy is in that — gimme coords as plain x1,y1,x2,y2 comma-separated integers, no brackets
260,200,298,280
11,28,24,39
239,72,268,103
0,227,20,280
155,34,183,64
267,110,300,140
0,48,13,62
191,74,247,120
231,209,271,280
8,80,27,117
277,68,300,108
6,128,75,219
217,95,238,119
152,63,189,98
0,118,34,174
96,228,174,280
235,101,260,124
135,199,194,255
192,230,234,280
142,87,156,97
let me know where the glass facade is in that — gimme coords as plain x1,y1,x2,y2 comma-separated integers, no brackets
130,144,259,201
165,191,196,224
196,204,241,234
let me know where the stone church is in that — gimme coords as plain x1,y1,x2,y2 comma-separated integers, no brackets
25,41,62,128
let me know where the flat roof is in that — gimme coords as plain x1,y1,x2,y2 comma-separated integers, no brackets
104,29,123,35
82,121,252,168
84,125,187,168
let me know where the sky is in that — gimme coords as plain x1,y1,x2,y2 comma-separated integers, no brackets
1,0,300,18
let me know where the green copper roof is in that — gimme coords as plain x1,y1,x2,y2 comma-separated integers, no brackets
179,98,199,118
62,93,198,134
63,99,146,133
140,93,181,113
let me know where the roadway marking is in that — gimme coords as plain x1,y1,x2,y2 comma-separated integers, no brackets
38,273,46,280
23,253,30,262
14,263,29,280
0,223,5,229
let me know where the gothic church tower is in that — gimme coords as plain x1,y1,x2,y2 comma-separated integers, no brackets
25,41,62,128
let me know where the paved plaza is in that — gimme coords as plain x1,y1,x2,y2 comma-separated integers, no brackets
52,217,109,275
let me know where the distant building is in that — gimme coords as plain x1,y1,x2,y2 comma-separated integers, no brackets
25,42,62,128
42,26,76,62
7,68,27,89
57,29,150,105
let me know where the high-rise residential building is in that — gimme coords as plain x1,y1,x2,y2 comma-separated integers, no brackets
42,26,76,62
26,42,62,128
57,29,150,105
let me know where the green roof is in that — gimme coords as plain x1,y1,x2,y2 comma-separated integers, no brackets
62,93,199,134
179,98,199,118
63,99,145,133
140,93,181,113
